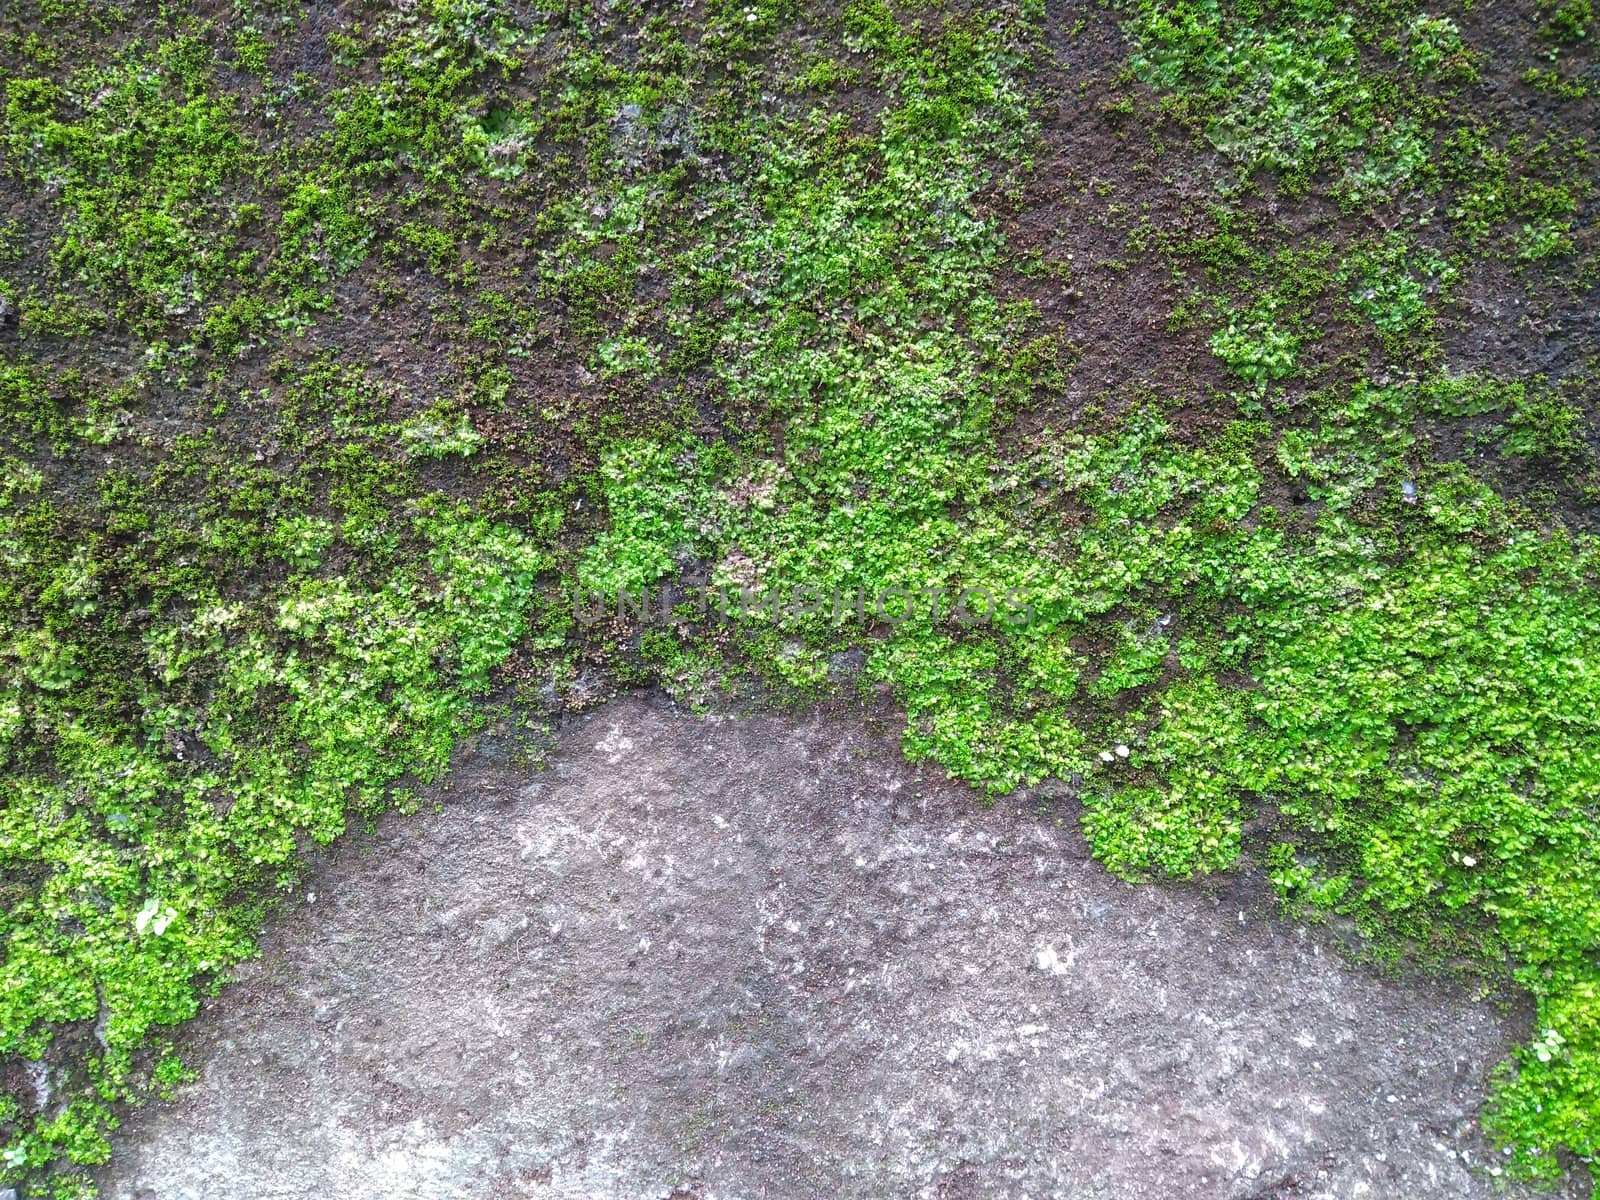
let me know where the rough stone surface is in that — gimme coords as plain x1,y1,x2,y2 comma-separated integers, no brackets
98,694,1581,1199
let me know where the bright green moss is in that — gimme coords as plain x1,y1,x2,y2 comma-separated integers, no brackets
1,0,1597,1192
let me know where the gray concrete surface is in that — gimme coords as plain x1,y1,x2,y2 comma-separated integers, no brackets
98,694,1580,1199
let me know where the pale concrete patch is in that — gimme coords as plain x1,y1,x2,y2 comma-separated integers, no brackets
97,694,1579,1200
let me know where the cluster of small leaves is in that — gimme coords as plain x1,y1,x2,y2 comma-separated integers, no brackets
0,350,549,1188
1128,0,1469,202
571,1,1600,1186
1128,0,1594,269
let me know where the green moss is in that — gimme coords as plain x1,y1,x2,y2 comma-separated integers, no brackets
2,0,1598,1192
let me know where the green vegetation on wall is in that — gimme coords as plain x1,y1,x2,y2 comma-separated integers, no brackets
1,0,1597,1193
